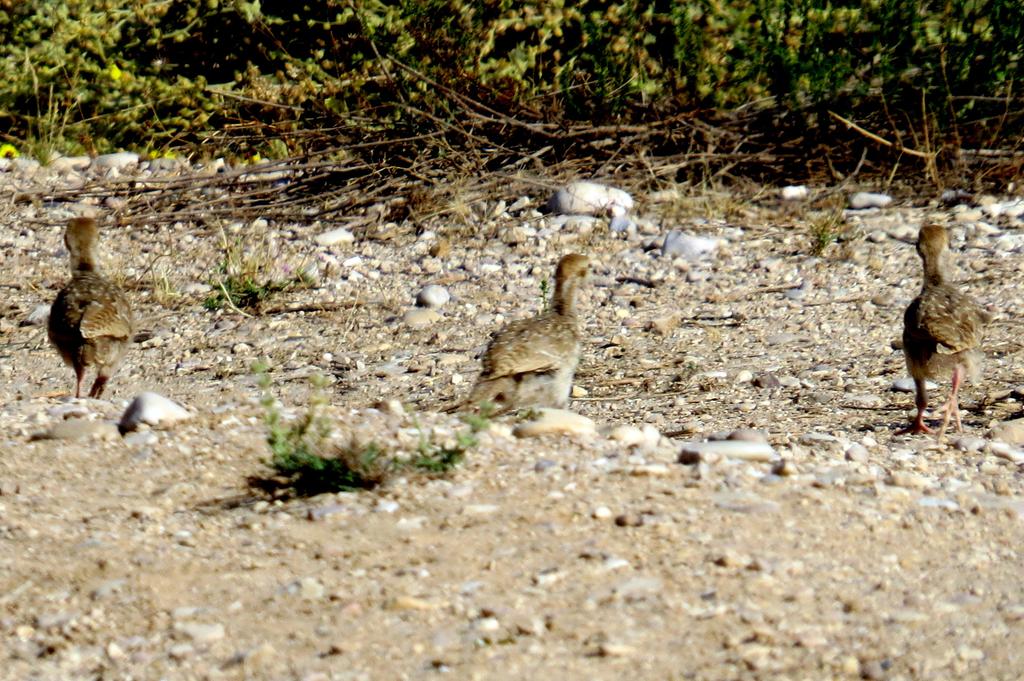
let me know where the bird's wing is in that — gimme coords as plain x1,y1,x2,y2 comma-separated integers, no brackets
917,287,988,353
481,316,577,378
80,296,133,340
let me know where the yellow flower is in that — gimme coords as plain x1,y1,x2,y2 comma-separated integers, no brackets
108,64,123,81
0,143,19,158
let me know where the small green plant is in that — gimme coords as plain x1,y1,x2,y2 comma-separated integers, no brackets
410,403,493,473
204,231,311,312
256,363,382,494
539,278,551,313
808,210,846,257
254,365,486,497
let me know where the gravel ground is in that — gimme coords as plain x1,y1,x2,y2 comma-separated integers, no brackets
2,158,1024,680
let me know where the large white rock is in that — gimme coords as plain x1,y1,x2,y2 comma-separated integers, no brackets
513,408,597,438
548,181,633,217
678,440,778,463
119,392,191,432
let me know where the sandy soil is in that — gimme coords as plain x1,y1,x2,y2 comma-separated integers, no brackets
2,163,1024,680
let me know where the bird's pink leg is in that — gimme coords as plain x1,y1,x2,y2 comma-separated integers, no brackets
897,378,933,435
936,365,965,440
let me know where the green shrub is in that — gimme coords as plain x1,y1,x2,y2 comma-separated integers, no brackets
254,364,487,497
0,0,1019,164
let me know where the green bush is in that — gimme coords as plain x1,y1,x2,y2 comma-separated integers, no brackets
0,0,1019,160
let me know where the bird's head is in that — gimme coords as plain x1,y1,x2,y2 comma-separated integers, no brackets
555,253,591,284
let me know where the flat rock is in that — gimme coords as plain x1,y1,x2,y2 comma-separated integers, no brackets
403,308,440,329
989,421,1024,446
513,409,597,438
36,419,120,442
678,440,777,462
92,152,140,171
119,393,191,432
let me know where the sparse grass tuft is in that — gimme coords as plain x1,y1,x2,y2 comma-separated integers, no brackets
204,229,312,312
253,365,487,497
808,210,847,257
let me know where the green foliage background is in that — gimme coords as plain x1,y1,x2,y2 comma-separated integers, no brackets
0,0,1020,161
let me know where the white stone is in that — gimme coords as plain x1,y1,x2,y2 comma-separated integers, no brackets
849,192,892,209
119,392,191,432
678,440,778,462
781,185,809,200
548,181,633,217
513,408,597,438
24,304,50,326
416,284,450,308
606,424,646,446
892,377,937,392
662,231,720,260
92,152,140,171
314,227,355,246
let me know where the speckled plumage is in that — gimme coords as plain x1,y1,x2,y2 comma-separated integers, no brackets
468,254,590,412
48,218,134,398
901,224,990,437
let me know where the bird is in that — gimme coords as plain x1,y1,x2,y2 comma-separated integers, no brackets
900,224,990,438
467,253,591,413
48,217,134,398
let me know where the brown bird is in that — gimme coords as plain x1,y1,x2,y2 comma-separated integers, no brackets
900,224,990,438
48,217,134,398
467,254,591,412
